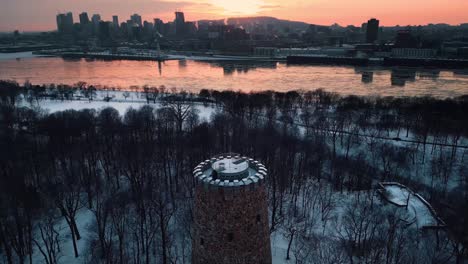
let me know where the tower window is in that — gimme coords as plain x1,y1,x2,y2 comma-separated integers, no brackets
227,233,234,242
256,214,261,223
200,238,204,246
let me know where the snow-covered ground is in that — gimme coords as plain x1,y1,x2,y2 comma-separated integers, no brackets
0,51,42,60
271,231,295,264
41,100,142,115
31,209,95,264
56,209,95,263
381,183,441,228
31,98,216,122
29,208,296,263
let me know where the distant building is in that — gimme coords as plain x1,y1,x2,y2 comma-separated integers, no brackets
56,12,74,34
79,12,90,25
442,41,468,57
366,18,379,43
361,22,367,33
120,22,128,36
91,14,101,34
143,21,154,38
225,27,248,41
205,24,248,41
98,21,111,41
154,18,164,35
458,47,468,59
165,22,176,36
175,11,186,36
128,24,143,40
254,47,277,57
185,22,198,36
125,19,134,35
91,14,101,24
391,48,437,58
56,14,64,33
395,29,418,48
276,48,326,57
112,16,119,29
131,14,142,27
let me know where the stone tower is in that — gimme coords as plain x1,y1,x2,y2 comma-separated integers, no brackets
192,153,271,264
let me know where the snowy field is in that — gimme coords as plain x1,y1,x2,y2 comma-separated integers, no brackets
41,100,143,115
381,183,441,228
25,207,295,264
0,51,42,60
271,232,295,264
30,209,95,264
33,99,216,122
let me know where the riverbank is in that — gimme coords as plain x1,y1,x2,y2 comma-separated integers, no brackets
0,44,60,53
37,50,286,62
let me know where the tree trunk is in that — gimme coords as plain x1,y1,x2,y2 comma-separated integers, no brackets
160,212,168,264
71,218,81,240
70,224,79,258
286,230,295,260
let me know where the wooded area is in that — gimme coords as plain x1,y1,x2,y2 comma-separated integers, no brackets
1,80,467,263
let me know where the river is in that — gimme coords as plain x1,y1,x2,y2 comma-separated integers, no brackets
1,52,468,97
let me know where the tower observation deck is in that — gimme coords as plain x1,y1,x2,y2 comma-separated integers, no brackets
192,153,272,264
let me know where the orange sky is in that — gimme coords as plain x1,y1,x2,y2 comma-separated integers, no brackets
1,0,468,31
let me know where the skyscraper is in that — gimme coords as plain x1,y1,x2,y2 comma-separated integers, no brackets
91,14,101,34
56,14,65,33
131,14,142,27
98,21,111,41
366,18,379,43
112,16,119,29
56,12,73,34
175,11,185,23
79,12,90,25
154,18,164,35
361,22,367,33
65,12,73,27
91,14,101,24
174,11,186,36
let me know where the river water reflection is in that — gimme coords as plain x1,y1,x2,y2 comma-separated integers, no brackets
1,54,468,98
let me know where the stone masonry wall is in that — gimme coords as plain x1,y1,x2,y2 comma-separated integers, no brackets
192,184,272,264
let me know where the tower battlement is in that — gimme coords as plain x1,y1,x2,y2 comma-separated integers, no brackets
193,153,267,192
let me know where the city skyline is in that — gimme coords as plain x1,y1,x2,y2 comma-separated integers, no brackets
1,0,468,32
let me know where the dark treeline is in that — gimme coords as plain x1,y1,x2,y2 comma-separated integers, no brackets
1,80,468,263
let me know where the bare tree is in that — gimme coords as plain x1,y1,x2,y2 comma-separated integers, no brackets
52,180,83,258
33,212,62,264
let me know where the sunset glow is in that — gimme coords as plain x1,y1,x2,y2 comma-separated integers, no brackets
210,0,266,15
1,0,468,31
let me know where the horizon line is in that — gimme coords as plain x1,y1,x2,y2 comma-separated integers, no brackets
2,15,468,33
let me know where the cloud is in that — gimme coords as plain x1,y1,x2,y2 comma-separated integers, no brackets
259,4,281,10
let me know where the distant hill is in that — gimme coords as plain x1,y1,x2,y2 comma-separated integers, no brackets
197,19,225,26
226,16,311,31
227,16,310,31
196,16,317,32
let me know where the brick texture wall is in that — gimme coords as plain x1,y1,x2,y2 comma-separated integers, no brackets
192,184,272,264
